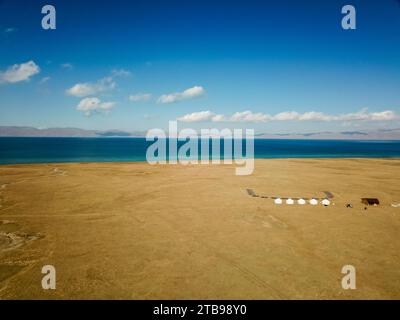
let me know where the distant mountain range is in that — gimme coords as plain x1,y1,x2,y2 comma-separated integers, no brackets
0,126,400,140
254,128,400,140
0,126,145,138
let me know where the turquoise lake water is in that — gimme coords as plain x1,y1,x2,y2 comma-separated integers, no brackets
0,137,400,164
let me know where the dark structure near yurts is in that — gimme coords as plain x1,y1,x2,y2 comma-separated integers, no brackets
361,198,380,206
323,191,334,199
246,189,259,197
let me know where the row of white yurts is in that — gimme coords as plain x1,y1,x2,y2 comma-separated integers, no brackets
274,198,331,206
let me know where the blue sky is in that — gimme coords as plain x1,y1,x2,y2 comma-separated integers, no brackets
0,0,399,133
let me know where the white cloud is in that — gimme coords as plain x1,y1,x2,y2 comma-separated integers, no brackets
0,60,40,84
111,69,131,77
210,114,226,122
4,27,17,34
271,111,299,121
297,111,332,121
61,63,73,69
158,86,205,103
76,97,116,116
177,111,216,122
66,69,130,98
177,110,269,123
229,111,270,122
66,77,116,97
39,76,51,84
369,110,397,121
129,93,151,102
177,108,399,123
335,108,397,121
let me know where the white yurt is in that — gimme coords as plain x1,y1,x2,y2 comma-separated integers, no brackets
321,199,331,206
309,198,318,205
274,198,283,204
298,198,306,205
286,198,294,205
